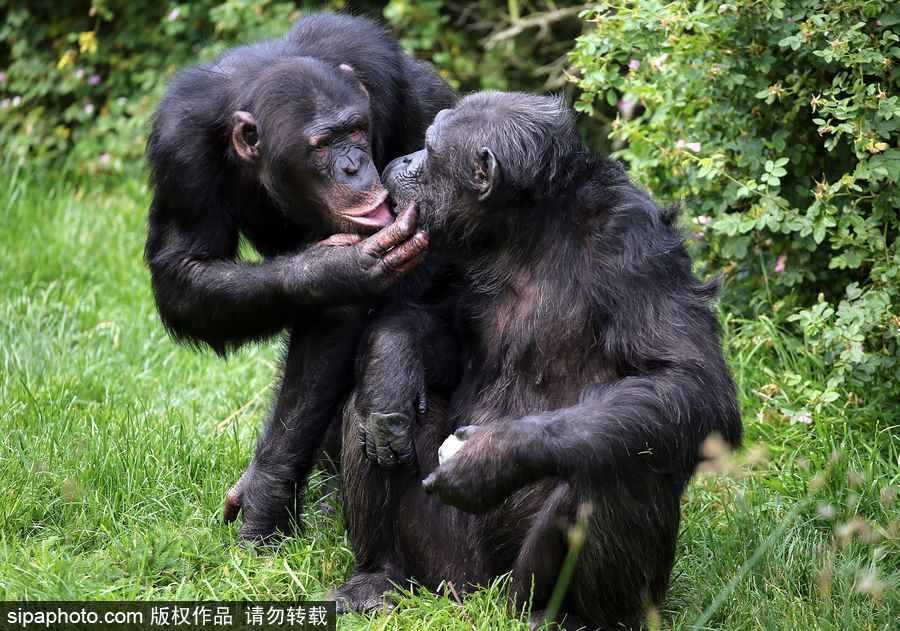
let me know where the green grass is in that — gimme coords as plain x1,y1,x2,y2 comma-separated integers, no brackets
0,166,897,629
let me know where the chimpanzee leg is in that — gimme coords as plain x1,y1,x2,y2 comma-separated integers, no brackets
310,421,343,516
231,307,366,541
332,391,410,613
513,478,680,629
509,482,578,610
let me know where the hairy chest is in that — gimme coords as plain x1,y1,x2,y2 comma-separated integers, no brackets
447,276,614,424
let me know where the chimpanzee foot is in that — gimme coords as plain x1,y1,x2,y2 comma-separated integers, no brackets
223,463,303,543
331,571,401,614
223,471,248,523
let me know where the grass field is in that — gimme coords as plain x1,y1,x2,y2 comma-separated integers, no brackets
0,165,896,629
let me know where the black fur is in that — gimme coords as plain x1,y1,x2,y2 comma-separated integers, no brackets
144,12,456,541
339,92,741,628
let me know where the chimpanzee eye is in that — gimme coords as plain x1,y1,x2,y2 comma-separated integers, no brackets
314,141,330,158
348,127,366,143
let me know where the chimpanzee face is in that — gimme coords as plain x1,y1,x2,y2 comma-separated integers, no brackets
382,92,579,248
381,104,503,246
231,59,391,234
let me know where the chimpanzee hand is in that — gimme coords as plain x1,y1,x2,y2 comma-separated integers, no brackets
352,335,427,476
299,203,428,303
422,424,525,513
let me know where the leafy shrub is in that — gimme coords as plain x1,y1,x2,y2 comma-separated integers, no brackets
571,0,899,415
0,1,360,175
384,0,585,93
0,1,587,175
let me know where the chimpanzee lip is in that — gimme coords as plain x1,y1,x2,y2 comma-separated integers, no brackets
342,189,389,217
344,189,392,229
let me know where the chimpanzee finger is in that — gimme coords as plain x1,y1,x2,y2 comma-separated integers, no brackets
360,203,418,261
422,469,443,494
391,201,418,233
376,445,398,469
358,424,368,454
394,438,420,477
374,231,429,278
392,252,427,278
417,390,428,419
455,425,479,441
318,233,364,247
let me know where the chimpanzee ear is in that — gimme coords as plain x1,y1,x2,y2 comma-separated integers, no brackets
231,111,260,164
474,147,500,202
339,63,369,97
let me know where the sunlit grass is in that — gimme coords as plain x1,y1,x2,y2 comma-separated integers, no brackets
0,168,896,629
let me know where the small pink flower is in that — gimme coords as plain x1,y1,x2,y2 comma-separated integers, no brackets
84,101,94,115
75,68,85,79
797,412,813,424
99,153,111,165
11,95,21,107
774,252,787,273
0,72,7,83
696,215,711,225
0,99,9,110
652,54,668,71
787,16,794,24
676,139,701,152
168,7,181,22
628,59,640,70
616,99,631,112
88,74,101,86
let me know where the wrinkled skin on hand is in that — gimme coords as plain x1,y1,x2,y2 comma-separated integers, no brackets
305,202,428,301
422,423,530,514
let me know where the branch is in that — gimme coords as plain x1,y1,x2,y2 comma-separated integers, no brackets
482,5,592,49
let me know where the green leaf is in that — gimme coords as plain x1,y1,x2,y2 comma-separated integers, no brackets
813,223,827,244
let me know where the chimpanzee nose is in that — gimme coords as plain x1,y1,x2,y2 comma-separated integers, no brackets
343,148,368,176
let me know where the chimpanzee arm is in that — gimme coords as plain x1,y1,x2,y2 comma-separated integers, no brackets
424,354,740,513
351,302,460,474
145,203,426,355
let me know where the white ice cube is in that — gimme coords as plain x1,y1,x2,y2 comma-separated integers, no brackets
438,433,467,465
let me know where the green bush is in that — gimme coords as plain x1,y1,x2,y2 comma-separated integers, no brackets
0,1,586,175
0,1,357,175
571,0,899,418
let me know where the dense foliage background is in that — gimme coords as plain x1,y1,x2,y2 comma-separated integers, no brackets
572,0,900,424
2,0,896,423
0,0,589,169
0,1,896,624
